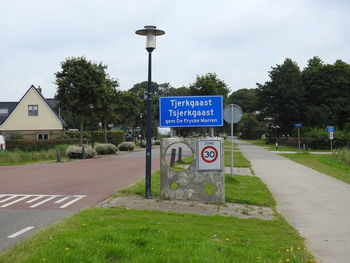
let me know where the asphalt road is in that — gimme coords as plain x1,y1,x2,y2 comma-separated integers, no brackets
0,148,160,252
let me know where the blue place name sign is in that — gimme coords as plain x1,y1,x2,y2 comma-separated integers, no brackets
327,126,335,132
294,123,302,127
159,96,223,127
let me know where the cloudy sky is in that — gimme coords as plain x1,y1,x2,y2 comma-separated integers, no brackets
1,0,349,101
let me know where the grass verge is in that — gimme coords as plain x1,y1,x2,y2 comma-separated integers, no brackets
116,171,275,207
0,145,69,166
0,170,314,263
0,207,314,263
224,150,251,167
242,139,331,152
281,153,350,185
224,140,237,147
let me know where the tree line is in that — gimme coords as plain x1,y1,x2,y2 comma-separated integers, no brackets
55,57,230,143
55,56,350,143
228,57,350,136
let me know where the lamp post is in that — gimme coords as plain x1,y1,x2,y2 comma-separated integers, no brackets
136,25,165,199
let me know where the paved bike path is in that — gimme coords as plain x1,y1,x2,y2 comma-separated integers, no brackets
238,140,350,263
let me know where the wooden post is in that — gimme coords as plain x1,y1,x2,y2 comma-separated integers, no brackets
170,148,176,167
178,147,182,162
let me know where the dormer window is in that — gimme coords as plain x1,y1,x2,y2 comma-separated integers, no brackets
0,108,8,116
28,105,38,116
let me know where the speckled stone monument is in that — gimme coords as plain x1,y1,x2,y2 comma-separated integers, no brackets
160,137,224,203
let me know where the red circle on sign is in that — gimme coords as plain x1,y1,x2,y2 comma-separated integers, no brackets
201,146,218,163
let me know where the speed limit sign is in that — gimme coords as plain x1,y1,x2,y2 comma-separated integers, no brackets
197,139,222,171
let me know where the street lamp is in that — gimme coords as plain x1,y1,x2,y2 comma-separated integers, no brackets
136,25,165,199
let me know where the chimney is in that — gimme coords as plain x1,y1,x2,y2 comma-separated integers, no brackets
37,85,42,94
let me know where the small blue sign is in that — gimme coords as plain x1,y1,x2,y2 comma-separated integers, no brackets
327,126,335,132
159,96,223,127
294,123,302,127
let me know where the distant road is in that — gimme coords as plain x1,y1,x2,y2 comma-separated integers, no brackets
0,148,160,252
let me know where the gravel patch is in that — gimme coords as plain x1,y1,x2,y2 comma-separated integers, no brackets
98,195,275,221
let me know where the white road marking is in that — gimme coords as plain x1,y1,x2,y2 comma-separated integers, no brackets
26,195,46,203
1,195,31,208
54,196,70,204
0,195,18,203
29,195,59,208
59,195,85,208
7,226,35,238
0,194,86,209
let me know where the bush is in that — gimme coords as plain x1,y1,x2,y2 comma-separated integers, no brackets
94,143,118,155
66,145,95,159
305,129,350,150
118,141,135,151
65,130,124,146
92,130,124,146
6,139,87,152
334,148,350,165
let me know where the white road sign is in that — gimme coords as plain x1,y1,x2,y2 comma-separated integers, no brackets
197,139,222,171
329,131,334,140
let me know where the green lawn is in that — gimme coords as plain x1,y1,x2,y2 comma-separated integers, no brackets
0,170,314,263
0,146,69,166
224,140,237,147
117,171,274,207
0,208,314,263
242,139,330,152
224,150,251,167
281,153,350,185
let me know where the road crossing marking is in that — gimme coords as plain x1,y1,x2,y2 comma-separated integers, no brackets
29,195,59,208
1,195,31,208
0,194,86,209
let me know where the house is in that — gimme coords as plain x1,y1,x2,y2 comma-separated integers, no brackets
0,85,65,140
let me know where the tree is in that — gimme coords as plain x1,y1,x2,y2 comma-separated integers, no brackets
302,57,350,129
189,73,230,103
257,58,304,135
115,91,143,128
55,57,112,145
227,88,258,113
93,77,120,142
237,113,261,139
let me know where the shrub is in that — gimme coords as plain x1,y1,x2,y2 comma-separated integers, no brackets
305,129,350,150
6,139,87,151
65,130,124,146
334,148,350,165
66,145,95,159
118,141,135,151
94,143,118,155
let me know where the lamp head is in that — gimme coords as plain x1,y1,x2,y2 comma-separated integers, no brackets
136,25,165,51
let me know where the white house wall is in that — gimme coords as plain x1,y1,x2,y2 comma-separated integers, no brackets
0,88,63,131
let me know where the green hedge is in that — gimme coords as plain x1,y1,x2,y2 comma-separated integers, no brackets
305,129,350,150
6,139,86,151
270,129,350,150
239,129,267,140
65,130,124,146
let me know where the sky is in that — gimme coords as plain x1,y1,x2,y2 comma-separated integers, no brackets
1,0,349,101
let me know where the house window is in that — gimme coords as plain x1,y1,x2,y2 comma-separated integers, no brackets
0,108,8,116
37,133,49,140
28,105,38,116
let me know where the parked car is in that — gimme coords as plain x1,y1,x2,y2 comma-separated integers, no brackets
0,135,5,150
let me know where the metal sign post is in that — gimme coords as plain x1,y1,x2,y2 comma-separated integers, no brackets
294,123,302,152
223,104,243,177
327,126,335,151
